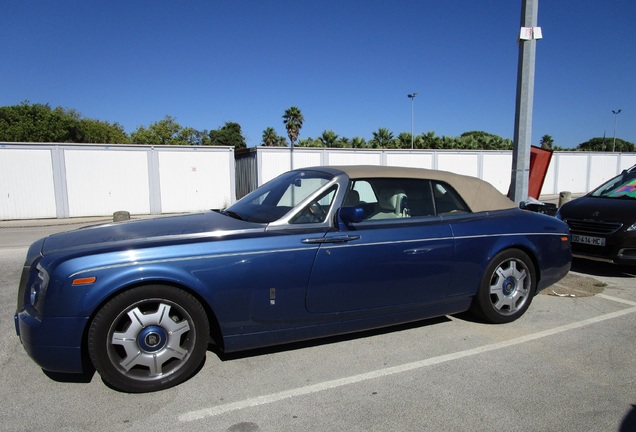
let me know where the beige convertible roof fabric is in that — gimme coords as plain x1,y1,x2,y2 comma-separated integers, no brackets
326,165,516,213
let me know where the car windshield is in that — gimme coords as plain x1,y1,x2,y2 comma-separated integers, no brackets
224,170,335,223
590,169,636,199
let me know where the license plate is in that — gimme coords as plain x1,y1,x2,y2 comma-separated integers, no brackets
572,234,606,246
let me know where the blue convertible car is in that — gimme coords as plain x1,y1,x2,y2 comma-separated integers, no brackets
15,165,571,392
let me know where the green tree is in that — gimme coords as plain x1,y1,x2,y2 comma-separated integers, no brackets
318,130,338,147
0,102,83,142
209,122,246,149
396,132,414,149
540,134,554,150
80,118,130,144
351,136,367,148
335,136,351,148
261,127,278,146
419,131,441,149
298,137,321,147
130,115,183,145
576,137,635,152
179,127,210,146
450,131,513,150
368,128,394,148
261,128,287,147
282,106,304,147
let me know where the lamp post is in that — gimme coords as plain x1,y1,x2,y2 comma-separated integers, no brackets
407,93,418,149
612,109,622,152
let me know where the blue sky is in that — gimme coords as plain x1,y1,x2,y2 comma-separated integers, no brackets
1,1,634,148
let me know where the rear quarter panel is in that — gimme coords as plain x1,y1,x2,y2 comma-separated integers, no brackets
446,209,571,296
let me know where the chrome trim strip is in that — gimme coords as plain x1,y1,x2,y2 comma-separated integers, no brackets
70,245,320,277
70,231,567,277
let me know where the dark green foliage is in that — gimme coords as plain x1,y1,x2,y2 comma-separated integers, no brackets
208,122,247,149
576,137,635,152
282,106,304,147
2,102,633,152
0,102,248,148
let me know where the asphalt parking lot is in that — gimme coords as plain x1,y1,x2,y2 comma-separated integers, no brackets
1,219,635,432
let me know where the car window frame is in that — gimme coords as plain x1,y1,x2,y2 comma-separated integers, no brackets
343,177,470,224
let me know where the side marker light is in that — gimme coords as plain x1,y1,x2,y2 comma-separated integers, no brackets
72,277,96,285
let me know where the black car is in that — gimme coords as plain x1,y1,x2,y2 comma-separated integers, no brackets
557,164,636,265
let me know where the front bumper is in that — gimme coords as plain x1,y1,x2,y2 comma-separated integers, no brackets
571,241,636,265
15,308,89,373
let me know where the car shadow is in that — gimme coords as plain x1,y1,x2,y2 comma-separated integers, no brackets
571,258,636,278
43,369,95,384
211,315,451,361
38,317,453,389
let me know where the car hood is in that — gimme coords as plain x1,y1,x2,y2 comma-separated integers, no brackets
40,211,260,256
560,195,636,220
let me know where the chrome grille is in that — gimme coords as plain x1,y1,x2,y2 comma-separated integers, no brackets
565,218,623,235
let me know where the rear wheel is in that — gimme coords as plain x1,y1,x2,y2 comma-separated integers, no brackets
88,285,209,392
470,249,536,324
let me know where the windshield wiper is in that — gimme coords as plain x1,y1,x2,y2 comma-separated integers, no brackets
221,209,247,221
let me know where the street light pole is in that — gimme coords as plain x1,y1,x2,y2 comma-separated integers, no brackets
612,109,622,152
407,93,418,149
511,0,540,204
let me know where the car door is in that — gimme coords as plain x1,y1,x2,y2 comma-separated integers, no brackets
305,178,455,314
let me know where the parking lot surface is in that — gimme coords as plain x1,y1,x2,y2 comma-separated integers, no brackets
1,219,634,432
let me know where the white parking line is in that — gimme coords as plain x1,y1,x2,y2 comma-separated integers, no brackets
597,293,636,307
178,305,636,422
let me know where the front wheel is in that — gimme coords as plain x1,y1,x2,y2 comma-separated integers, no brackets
88,285,209,392
470,249,537,324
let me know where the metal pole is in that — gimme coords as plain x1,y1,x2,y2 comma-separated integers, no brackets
408,93,417,149
510,0,539,204
612,109,622,152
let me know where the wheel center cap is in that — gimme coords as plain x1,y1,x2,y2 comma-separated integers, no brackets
503,277,517,296
138,325,168,352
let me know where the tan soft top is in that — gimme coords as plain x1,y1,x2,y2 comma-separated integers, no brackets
325,165,516,213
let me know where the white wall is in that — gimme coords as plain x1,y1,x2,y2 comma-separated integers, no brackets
253,147,636,197
0,144,235,220
158,149,234,213
1,143,635,220
65,149,150,217
0,148,57,219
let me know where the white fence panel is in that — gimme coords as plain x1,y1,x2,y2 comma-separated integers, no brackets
620,154,636,171
292,149,323,170
158,150,233,212
385,152,434,169
588,154,620,192
0,149,56,219
482,153,514,194
327,150,382,166
437,152,480,178
65,149,150,217
261,150,294,184
552,153,590,194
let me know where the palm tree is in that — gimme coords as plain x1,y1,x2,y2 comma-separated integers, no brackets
351,137,367,148
369,128,394,148
319,130,338,147
396,132,413,149
261,127,278,146
282,106,304,147
540,134,554,150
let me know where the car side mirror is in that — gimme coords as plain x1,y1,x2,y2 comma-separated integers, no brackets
337,207,365,229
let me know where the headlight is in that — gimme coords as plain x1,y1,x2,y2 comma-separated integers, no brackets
29,263,50,313
627,223,636,232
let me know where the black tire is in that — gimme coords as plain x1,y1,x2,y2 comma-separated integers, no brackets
87,285,209,392
470,249,537,324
